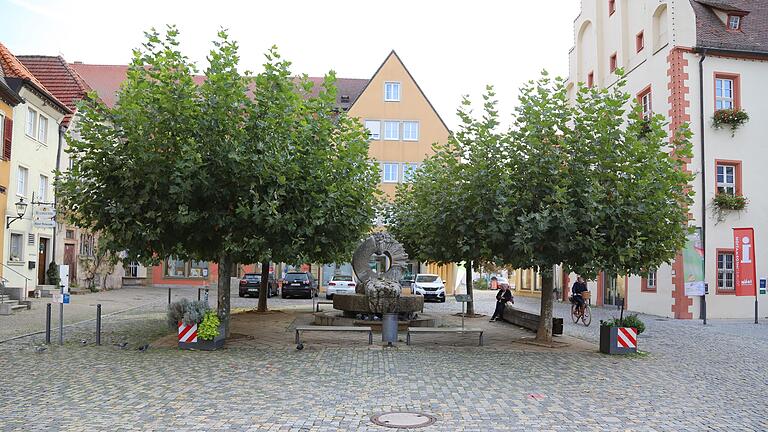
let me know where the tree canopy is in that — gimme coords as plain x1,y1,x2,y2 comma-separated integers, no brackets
58,27,379,332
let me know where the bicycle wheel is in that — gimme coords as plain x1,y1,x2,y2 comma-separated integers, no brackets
581,305,592,326
570,303,579,323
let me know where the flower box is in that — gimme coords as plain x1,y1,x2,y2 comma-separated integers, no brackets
599,325,638,355
177,322,225,351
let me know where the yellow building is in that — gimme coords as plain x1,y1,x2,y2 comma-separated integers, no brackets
0,69,25,276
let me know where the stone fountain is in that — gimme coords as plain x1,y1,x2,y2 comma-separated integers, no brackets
331,232,425,344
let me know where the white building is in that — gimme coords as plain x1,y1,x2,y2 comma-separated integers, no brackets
566,0,767,319
0,43,71,297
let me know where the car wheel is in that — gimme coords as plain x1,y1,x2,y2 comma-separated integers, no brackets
326,295,332,300
239,292,245,298
281,292,287,299
440,297,446,303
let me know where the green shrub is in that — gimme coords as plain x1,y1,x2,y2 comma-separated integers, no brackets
713,193,747,211
167,299,211,328
601,313,646,335
474,278,489,290
197,310,221,340
46,262,61,287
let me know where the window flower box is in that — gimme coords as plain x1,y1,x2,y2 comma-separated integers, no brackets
713,193,747,211
712,109,749,137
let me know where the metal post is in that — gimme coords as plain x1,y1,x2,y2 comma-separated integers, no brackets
45,303,51,344
96,304,102,345
461,301,465,329
197,288,201,301
703,283,708,325
59,283,64,346
168,287,171,305
755,295,759,324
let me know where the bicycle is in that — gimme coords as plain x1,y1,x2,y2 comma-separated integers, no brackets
570,291,592,326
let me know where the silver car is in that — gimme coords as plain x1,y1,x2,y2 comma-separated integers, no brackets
326,274,356,299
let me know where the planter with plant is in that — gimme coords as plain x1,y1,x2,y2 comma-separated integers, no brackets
599,313,645,355
712,193,748,223
167,299,225,350
712,108,749,137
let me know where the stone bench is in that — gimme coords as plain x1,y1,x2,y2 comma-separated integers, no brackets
294,326,373,348
315,300,333,312
406,327,484,346
502,305,563,335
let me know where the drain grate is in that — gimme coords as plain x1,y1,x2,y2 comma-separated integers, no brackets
371,412,437,429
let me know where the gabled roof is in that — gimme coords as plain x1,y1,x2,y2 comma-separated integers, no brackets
18,55,94,127
691,0,768,55
298,77,369,111
349,50,450,133
0,42,71,114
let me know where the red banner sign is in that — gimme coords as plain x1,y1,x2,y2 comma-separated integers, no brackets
733,228,756,297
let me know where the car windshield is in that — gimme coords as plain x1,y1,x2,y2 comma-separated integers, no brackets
416,275,439,283
285,273,308,282
332,275,353,281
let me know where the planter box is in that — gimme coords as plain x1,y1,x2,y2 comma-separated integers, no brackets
178,323,226,351
599,326,638,355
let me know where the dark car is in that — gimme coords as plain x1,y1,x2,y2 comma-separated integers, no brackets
238,273,278,298
281,272,318,299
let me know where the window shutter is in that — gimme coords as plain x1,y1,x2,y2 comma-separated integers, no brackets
3,117,11,160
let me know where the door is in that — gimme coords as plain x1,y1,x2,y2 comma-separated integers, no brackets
64,244,77,283
38,238,49,285
602,274,624,306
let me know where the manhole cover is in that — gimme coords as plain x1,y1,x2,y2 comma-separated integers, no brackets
371,412,436,429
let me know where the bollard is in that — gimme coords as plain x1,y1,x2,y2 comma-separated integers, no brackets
197,288,201,302
96,304,102,346
45,303,51,344
168,287,171,305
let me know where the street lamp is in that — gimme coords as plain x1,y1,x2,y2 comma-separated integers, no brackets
6,197,28,228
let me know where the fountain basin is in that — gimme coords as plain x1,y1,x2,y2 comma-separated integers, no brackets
332,293,424,317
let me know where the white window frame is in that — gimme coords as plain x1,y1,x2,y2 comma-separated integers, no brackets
0,113,4,144
715,78,734,110
716,164,736,195
17,166,28,197
717,251,735,290
640,91,652,120
37,114,48,144
39,175,48,202
382,163,399,183
9,232,24,263
403,121,419,141
728,15,740,30
647,270,657,289
402,163,420,182
26,107,37,137
383,121,400,141
384,82,401,102
364,120,381,140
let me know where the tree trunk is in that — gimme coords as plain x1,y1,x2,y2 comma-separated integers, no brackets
217,254,235,338
465,260,475,316
536,269,554,343
257,260,270,312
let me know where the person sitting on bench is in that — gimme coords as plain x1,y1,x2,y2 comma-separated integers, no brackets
490,284,513,322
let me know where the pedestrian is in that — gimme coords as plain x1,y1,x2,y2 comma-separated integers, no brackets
490,284,513,322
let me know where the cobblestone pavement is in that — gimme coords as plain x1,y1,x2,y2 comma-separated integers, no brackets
1,286,767,431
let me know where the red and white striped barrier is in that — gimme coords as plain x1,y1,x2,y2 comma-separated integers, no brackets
616,327,637,349
178,321,198,343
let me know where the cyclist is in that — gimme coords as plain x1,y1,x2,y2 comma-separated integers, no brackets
571,276,588,313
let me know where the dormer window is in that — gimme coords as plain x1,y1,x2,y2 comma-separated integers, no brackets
728,15,741,30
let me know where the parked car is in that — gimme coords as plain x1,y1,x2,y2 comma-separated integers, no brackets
411,273,446,302
490,276,511,290
326,274,356,299
399,274,415,288
238,273,278,298
281,272,318,299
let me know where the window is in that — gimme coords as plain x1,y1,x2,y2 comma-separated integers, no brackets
26,108,37,137
165,256,186,277
0,113,4,145
638,86,652,119
365,120,381,140
728,15,741,30
79,233,95,256
65,229,75,239
403,121,419,141
636,31,645,52
39,175,48,202
37,115,48,143
9,233,23,262
587,71,594,88
608,0,616,15
716,161,741,196
382,163,399,183
17,166,28,197
642,270,657,292
402,163,420,182
384,82,400,101
715,73,740,110
717,250,735,292
609,53,617,72
189,260,209,278
383,121,400,140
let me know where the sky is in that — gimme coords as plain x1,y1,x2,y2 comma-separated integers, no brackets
1,0,581,129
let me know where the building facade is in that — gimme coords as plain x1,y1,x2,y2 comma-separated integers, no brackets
564,0,768,319
0,43,70,297
0,67,24,279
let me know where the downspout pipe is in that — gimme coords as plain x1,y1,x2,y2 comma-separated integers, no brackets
698,48,707,324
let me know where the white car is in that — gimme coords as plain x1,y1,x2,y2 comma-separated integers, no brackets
411,273,446,302
326,275,356,299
